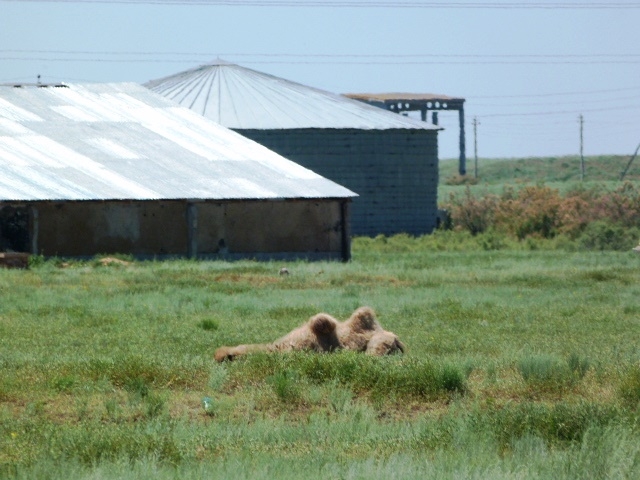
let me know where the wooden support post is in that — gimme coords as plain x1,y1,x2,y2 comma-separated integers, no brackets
187,203,198,259
30,206,38,255
340,200,351,262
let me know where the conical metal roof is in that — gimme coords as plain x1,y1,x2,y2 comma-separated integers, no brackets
145,61,439,131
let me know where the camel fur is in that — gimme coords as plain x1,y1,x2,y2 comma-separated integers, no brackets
214,306,404,362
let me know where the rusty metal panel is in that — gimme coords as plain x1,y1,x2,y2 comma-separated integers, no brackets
145,62,441,131
27,198,348,260
0,83,356,202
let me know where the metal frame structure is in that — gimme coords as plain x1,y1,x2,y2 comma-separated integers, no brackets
345,93,467,175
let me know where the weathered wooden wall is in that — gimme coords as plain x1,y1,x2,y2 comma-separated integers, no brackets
235,128,439,236
0,199,350,261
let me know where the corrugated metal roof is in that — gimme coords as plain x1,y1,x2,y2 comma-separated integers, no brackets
144,61,441,131
0,82,356,202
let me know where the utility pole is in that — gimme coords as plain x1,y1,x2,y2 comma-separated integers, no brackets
473,116,479,179
620,141,640,181
579,114,584,181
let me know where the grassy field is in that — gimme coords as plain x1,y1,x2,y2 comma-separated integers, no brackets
438,154,640,202
1,242,639,478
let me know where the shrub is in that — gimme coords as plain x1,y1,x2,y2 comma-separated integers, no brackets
441,183,640,247
445,187,498,235
494,185,562,239
578,222,639,251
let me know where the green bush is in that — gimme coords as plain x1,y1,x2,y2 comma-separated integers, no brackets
578,222,639,251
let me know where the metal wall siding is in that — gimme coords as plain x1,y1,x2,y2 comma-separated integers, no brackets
236,129,439,236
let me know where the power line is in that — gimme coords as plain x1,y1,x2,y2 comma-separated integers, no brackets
1,0,639,7
479,104,640,118
3,50,640,59
473,86,640,99
472,94,640,108
3,56,640,65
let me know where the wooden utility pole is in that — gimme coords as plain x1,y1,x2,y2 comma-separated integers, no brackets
473,116,479,179
579,114,585,181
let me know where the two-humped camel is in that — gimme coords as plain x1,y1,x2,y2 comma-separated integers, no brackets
214,306,404,362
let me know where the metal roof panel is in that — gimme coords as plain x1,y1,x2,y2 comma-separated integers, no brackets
0,83,356,202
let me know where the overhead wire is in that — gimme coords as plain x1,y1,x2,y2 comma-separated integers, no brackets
2,0,639,8
2,56,640,65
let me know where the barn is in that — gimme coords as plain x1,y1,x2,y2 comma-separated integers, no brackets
145,61,442,237
0,82,356,261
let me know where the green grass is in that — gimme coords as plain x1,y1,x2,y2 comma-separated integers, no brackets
438,154,640,203
1,244,640,478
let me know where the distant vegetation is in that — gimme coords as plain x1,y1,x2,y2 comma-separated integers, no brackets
438,155,640,251
439,154,640,185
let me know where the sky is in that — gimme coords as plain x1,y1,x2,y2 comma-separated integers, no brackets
1,0,639,161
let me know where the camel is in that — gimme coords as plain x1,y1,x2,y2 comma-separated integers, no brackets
214,306,405,362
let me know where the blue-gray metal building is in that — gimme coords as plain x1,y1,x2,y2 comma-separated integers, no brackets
0,82,356,260
145,62,442,237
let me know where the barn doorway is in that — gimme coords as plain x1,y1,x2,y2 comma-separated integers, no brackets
0,206,29,252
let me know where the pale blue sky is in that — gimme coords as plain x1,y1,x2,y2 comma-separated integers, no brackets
1,0,639,160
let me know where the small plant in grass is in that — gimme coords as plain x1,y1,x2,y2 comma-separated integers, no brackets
52,375,78,393
124,376,149,399
104,397,120,421
198,319,219,331
567,352,591,380
328,383,353,414
267,369,302,404
517,354,576,391
144,393,167,419
27,254,46,268
485,363,498,385
208,365,229,391
618,364,640,409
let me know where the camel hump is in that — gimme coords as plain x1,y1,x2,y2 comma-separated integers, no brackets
348,306,379,332
309,313,338,336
